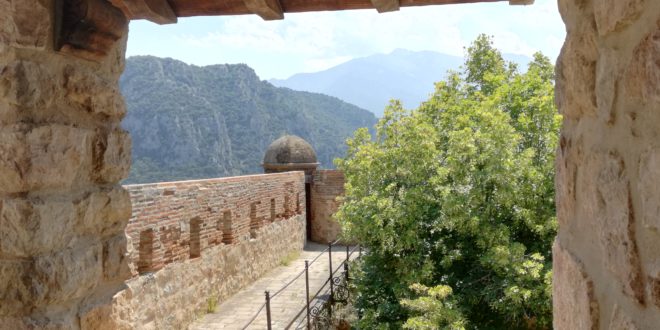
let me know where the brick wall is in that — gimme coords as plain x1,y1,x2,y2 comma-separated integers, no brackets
95,172,307,328
124,172,305,274
311,170,345,243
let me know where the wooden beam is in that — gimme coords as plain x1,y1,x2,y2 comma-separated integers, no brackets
243,0,284,20
110,0,177,24
168,0,511,18
56,0,128,61
509,0,534,5
371,0,400,13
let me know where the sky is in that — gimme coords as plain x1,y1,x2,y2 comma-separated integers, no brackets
125,0,565,80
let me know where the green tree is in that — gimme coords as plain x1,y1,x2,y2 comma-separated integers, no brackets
336,35,560,329
401,284,466,330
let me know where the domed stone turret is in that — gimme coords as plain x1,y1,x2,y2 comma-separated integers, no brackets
262,135,319,177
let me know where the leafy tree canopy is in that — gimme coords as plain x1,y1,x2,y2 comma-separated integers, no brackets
336,34,560,329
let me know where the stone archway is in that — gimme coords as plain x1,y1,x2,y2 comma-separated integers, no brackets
1,0,659,328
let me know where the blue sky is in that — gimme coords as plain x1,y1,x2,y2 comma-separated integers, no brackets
126,0,565,80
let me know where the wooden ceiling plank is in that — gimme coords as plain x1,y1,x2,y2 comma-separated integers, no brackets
111,0,177,24
146,0,512,19
243,0,284,20
370,0,400,13
509,0,534,4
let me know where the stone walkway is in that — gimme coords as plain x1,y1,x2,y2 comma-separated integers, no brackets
190,242,355,330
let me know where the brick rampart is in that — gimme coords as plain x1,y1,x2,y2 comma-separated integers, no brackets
124,172,305,274
93,172,307,329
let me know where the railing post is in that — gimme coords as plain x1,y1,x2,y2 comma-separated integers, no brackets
346,245,350,283
328,242,334,321
265,291,272,330
328,242,334,302
305,260,311,330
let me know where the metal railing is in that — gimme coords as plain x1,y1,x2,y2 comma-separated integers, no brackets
240,241,363,330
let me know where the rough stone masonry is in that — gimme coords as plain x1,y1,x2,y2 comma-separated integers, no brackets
554,0,660,328
0,2,339,326
1,0,132,328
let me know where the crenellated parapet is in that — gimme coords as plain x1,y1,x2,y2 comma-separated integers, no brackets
124,172,305,275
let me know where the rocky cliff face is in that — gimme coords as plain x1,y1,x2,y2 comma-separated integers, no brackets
120,56,376,184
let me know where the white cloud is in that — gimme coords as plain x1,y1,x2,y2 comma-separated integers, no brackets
180,14,342,57
132,0,565,78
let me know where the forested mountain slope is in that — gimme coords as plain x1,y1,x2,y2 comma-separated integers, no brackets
120,56,376,184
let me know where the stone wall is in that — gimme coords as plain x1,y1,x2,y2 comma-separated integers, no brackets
554,0,660,328
310,170,345,243
85,172,307,329
0,1,133,328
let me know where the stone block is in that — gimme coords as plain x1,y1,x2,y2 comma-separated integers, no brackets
28,125,95,191
648,275,660,308
32,243,103,305
0,59,57,109
92,129,131,184
62,65,127,119
555,137,576,227
80,301,131,330
552,239,599,330
595,47,624,124
0,127,29,194
0,187,130,258
24,312,80,330
0,58,128,123
555,36,598,119
0,259,34,315
0,100,22,125
594,0,646,36
608,304,638,330
0,197,74,258
77,187,132,238
103,234,131,282
0,0,51,49
596,152,644,304
624,24,660,105
557,0,591,29
0,317,30,330
638,147,660,231
0,124,97,194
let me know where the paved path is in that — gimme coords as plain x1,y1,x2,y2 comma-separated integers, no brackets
190,242,355,330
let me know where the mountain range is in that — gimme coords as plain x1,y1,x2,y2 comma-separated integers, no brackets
120,56,376,184
120,50,531,184
270,49,531,116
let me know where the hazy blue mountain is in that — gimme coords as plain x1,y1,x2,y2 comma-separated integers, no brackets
270,49,531,116
120,56,376,184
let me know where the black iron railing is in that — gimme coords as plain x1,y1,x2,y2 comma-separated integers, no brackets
239,241,363,330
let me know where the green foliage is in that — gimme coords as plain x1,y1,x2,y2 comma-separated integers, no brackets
336,35,560,329
279,250,301,266
206,295,218,313
401,284,466,330
120,56,377,184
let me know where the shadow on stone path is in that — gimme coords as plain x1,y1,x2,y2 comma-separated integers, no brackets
189,242,353,330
